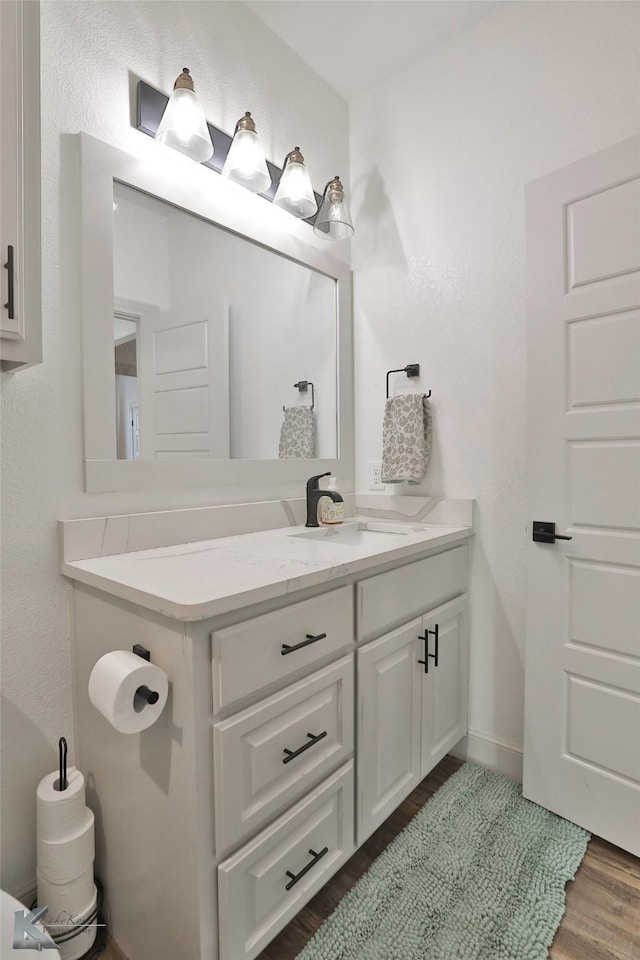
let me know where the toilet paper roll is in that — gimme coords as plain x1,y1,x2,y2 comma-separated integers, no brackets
37,768,86,843
88,650,169,734
37,867,95,920
37,809,95,884
48,885,98,960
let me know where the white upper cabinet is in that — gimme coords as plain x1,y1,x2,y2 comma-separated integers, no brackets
0,0,41,371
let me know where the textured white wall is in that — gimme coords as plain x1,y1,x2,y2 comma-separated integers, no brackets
350,1,640,753
0,0,348,894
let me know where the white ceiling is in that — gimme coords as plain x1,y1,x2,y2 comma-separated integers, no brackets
246,1,507,101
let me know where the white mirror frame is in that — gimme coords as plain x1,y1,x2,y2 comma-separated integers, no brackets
79,133,353,493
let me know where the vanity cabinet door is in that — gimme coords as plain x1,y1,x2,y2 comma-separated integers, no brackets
357,618,422,844
419,596,468,777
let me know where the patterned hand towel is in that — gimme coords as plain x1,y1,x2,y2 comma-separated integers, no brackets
381,394,433,483
279,406,316,459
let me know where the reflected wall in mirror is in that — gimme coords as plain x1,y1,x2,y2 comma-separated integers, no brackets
112,183,338,461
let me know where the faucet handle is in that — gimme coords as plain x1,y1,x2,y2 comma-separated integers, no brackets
306,472,331,491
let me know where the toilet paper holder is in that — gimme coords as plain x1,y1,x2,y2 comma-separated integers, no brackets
55,736,68,792
132,645,160,706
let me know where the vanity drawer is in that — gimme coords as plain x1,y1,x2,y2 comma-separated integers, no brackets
212,584,353,711
218,761,354,960
214,655,353,854
357,544,468,642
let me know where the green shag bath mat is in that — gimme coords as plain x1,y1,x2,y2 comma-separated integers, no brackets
296,762,589,960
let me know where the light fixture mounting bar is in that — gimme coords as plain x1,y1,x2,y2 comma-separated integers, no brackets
135,80,321,224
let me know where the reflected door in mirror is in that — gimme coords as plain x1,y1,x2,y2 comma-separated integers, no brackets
112,182,337,460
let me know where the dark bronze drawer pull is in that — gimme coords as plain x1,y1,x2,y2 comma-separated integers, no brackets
281,632,327,656
282,730,327,765
417,624,439,674
285,846,329,891
4,246,14,320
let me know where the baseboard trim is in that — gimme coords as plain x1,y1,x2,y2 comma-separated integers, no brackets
9,878,37,907
451,729,523,782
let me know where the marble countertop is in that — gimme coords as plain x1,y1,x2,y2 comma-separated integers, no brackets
61,518,471,621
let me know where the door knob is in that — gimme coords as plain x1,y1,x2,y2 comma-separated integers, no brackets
532,521,573,544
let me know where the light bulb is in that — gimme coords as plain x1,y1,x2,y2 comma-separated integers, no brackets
313,176,354,240
155,68,213,163
222,113,271,194
273,148,317,219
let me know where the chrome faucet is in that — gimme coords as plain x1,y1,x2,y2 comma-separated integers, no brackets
305,472,343,528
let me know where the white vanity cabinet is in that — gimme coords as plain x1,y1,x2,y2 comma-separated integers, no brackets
67,530,470,960
0,0,41,371
356,552,468,843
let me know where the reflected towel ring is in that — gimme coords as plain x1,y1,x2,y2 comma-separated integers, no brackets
283,380,315,411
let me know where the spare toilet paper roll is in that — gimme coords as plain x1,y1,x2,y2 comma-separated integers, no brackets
37,768,86,843
45,883,98,960
88,650,169,734
37,867,95,920
37,809,95,884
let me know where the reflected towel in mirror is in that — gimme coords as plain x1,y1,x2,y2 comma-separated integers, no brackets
381,394,432,483
279,406,316,459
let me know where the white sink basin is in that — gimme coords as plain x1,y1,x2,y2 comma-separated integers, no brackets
291,520,413,546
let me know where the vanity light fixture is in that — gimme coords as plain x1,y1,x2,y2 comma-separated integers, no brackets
155,68,214,163
313,176,354,240
137,80,355,236
273,148,318,220
221,112,271,194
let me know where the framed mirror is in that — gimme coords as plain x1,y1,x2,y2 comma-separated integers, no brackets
79,133,353,493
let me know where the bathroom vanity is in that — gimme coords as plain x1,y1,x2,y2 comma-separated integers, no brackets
63,123,473,960
62,503,471,960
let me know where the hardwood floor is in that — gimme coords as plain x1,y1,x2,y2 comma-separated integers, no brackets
549,834,640,960
100,755,640,960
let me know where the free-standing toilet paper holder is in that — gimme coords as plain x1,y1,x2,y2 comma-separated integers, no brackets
55,737,68,792
132,644,160,706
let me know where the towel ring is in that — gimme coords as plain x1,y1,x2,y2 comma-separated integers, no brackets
283,380,315,411
386,364,431,399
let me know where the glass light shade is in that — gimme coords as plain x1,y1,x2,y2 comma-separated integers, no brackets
273,148,317,219
313,177,354,240
155,69,213,163
222,116,271,194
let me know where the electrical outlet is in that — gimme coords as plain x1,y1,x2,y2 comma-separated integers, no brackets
368,461,384,490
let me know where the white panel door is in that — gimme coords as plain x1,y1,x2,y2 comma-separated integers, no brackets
420,596,468,777
524,136,640,856
138,297,230,459
357,618,422,844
